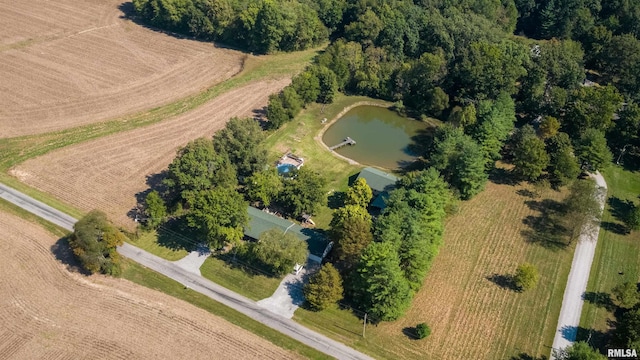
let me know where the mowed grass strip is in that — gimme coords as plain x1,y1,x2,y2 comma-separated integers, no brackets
580,166,640,344
294,171,574,360
0,48,319,219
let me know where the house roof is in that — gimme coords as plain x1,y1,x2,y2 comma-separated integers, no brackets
371,191,390,209
244,206,328,258
356,167,398,194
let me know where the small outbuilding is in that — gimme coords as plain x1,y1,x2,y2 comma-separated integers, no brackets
356,167,398,210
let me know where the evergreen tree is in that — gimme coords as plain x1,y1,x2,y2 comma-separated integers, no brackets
304,263,344,310
353,241,412,321
513,125,549,181
576,128,612,171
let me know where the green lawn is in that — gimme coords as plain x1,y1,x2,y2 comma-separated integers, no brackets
200,256,282,301
580,166,640,347
127,229,191,261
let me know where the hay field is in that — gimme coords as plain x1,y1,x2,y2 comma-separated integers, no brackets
0,210,301,360
0,0,244,138
367,178,573,359
296,175,575,360
12,79,289,227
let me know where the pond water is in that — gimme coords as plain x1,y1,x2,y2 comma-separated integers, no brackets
322,105,428,169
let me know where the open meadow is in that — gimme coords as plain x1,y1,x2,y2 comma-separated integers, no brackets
12,78,290,228
295,171,574,360
0,0,244,138
0,208,302,360
580,166,640,347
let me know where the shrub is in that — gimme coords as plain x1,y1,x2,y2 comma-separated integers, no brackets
416,323,431,339
514,263,540,291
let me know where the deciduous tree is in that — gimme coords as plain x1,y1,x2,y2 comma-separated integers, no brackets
513,263,539,291
344,178,373,208
246,168,283,207
69,210,126,276
513,125,549,181
252,229,308,276
144,190,167,229
213,117,267,179
185,187,248,249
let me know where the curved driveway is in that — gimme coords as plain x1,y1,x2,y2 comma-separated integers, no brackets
0,183,373,360
550,172,607,358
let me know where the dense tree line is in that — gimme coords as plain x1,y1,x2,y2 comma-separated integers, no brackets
324,169,451,321
131,0,327,53
144,116,326,250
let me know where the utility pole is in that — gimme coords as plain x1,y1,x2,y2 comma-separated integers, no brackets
362,313,367,338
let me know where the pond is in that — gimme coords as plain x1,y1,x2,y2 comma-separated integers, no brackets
322,105,429,169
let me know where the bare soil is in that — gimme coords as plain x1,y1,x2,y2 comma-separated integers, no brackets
0,210,301,359
13,79,289,227
0,0,244,138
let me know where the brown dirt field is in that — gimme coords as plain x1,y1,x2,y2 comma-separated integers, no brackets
0,0,244,138
358,177,574,359
12,79,289,228
0,210,301,360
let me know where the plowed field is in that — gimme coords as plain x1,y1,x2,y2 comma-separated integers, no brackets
0,210,301,360
0,0,243,138
13,79,289,227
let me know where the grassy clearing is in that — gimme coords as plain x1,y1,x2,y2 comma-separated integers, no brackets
0,48,318,219
199,256,282,301
127,230,191,261
294,172,575,360
580,166,640,346
263,94,391,227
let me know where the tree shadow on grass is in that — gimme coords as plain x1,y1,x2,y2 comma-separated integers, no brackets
128,170,169,222
509,353,548,360
516,189,540,199
583,291,616,311
156,218,199,252
521,199,569,250
489,167,520,186
327,191,346,209
601,221,630,235
576,326,611,354
608,197,635,223
402,327,420,340
50,236,91,276
486,273,519,291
